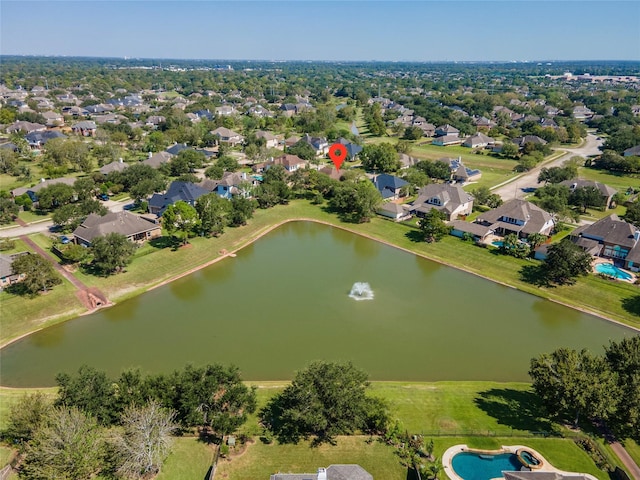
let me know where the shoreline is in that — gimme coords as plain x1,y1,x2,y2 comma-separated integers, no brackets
1,214,638,353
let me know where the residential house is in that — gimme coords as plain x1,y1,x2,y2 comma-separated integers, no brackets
165,143,191,157
410,184,474,220
372,174,408,200
11,177,77,203
462,132,494,148
25,130,66,148
301,134,329,156
215,105,237,116
449,219,492,242
398,153,418,169
573,105,594,121
0,252,28,290
559,179,617,208
210,172,254,199
62,106,89,116
72,120,97,136
143,151,172,169
6,121,46,134
73,211,161,247
444,157,482,183
270,465,372,480
434,124,460,137
145,115,166,128
623,145,640,157
512,135,547,148
476,199,555,238
473,116,496,129
194,109,214,121
148,181,209,215
279,104,297,117
85,104,114,114
93,113,125,125
378,202,410,221
337,137,363,159
107,95,143,108
211,127,244,146
256,130,279,149
57,93,77,104
503,469,593,480
318,166,342,181
41,111,64,127
432,135,462,146
570,214,640,270
247,105,272,117
100,158,129,175
273,154,307,172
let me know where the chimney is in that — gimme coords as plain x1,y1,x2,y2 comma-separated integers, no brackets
119,158,123,163
317,468,327,480
148,152,153,158
40,178,45,183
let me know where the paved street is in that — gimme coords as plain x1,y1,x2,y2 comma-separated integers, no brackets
491,133,603,201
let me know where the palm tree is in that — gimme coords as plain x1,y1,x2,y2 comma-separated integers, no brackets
527,232,546,249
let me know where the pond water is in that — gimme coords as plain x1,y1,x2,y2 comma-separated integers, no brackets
0,221,633,387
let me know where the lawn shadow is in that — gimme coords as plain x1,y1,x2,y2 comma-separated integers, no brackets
621,295,640,316
404,229,423,243
474,388,557,434
149,235,181,251
519,264,551,287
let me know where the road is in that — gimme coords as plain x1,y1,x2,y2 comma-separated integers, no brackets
0,198,128,238
491,133,603,201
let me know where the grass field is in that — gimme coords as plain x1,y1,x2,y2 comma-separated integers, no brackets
156,437,214,480
622,438,640,467
578,166,640,194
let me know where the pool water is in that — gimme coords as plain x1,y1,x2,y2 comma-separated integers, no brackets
452,452,523,480
492,241,504,247
595,263,633,280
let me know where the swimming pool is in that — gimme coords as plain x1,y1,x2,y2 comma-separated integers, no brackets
492,241,504,247
451,452,523,480
595,263,633,280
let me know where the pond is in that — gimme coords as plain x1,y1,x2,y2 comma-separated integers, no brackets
0,221,634,387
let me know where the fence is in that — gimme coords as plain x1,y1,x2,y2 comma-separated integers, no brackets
206,445,220,480
415,430,561,438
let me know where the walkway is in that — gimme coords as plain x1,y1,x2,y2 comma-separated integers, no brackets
20,235,109,310
610,441,640,480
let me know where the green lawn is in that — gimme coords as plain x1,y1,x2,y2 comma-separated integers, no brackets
0,238,30,254
156,437,213,480
0,446,15,468
17,210,51,224
0,387,57,431
622,438,640,467
215,436,407,480
578,166,640,194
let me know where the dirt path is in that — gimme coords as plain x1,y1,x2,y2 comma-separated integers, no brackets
20,235,109,310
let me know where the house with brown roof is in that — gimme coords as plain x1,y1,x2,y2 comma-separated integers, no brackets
410,184,474,220
6,121,46,134
143,151,172,169
570,214,640,270
432,135,462,147
434,124,460,137
73,211,161,247
11,177,77,203
41,111,64,127
476,199,555,238
211,127,244,146
100,158,129,175
256,130,279,149
274,154,307,172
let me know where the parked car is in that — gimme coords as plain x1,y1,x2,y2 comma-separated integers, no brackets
97,193,109,201
60,236,70,244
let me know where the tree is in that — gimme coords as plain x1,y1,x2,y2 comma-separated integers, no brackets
21,407,104,480
91,233,137,274
11,253,62,295
162,201,199,244
529,348,617,426
260,361,388,443
0,197,19,224
5,392,53,444
287,140,317,161
360,143,400,173
416,160,451,181
543,239,592,285
569,186,605,213
36,183,76,211
624,199,640,228
56,365,117,425
402,126,423,140
52,199,107,232
217,155,240,172
605,336,640,440
196,193,231,237
229,196,257,226
418,209,449,243
500,141,519,159
330,181,382,223
527,233,546,250
112,401,177,479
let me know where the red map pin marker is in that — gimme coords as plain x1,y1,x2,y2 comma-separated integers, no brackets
328,143,347,171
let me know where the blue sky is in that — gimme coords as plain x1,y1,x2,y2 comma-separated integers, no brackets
1,1,639,61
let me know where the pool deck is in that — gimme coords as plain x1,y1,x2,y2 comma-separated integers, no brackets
442,444,599,480
592,260,636,283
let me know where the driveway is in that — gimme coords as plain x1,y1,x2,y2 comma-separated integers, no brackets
491,133,603,201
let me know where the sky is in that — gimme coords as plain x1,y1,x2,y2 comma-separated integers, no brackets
1,1,639,62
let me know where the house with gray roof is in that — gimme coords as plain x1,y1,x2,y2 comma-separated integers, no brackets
6,121,46,134
73,211,161,247
148,181,209,216
432,134,462,147
476,199,554,238
211,127,244,146
503,470,594,480
410,184,474,221
624,145,640,157
434,124,460,137
301,134,329,156
100,159,129,175
512,135,547,148
463,132,494,148
72,120,97,136
25,130,66,148
41,111,64,127
143,151,172,169
559,179,617,208
337,138,363,160
256,130,279,149
372,174,408,200
570,214,640,270
270,465,372,480
11,177,77,203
